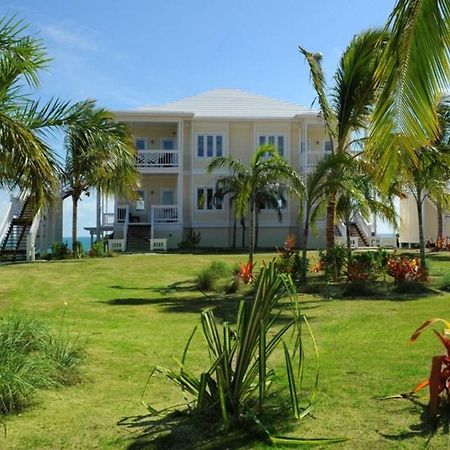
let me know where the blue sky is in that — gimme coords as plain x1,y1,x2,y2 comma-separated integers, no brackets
2,0,397,236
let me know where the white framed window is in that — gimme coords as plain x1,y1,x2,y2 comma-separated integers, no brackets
324,140,333,153
196,187,223,211
136,190,145,211
258,134,285,157
259,197,287,211
161,138,175,150
135,137,148,150
196,134,224,158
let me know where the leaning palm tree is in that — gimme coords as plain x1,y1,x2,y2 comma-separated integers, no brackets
61,101,140,258
0,16,78,206
208,144,303,264
369,0,450,184
300,29,387,249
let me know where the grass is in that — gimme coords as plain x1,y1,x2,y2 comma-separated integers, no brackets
0,251,450,448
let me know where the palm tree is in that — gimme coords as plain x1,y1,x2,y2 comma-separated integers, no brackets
369,0,450,184
61,101,140,258
208,144,303,263
0,17,78,206
300,29,387,249
298,153,347,282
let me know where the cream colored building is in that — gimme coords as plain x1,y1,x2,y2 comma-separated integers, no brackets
96,89,349,250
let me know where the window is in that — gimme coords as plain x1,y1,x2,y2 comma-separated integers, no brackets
136,190,145,211
196,187,222,211
161,139,175,150
258,135,284,156
324,140,333,153
196,135,224,158
135,138,147,150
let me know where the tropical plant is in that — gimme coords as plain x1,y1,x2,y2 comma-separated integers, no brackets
318,245,348,281
386,255,429,284
369,0,450,185
0,16,80,206
195,260,235,292
208,144,303,263
141,263,340,445
178,228,202,250
61,101,140,258
300,29,387,249
409,318,450,417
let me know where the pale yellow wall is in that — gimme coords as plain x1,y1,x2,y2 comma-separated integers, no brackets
229,123,253,161
307,125,328,152
128,123,178,149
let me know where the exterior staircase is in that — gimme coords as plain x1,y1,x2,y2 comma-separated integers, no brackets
126,224,151,252
0,197,36,261
349,222,369,247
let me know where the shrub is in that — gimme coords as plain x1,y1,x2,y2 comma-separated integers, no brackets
386,256,429,284
195,261,233,292
178,228,201,250
89,240,105,258
342,279,375,297
275,235,308,283
51,242,71,260
319,245,347,280
0,314,84,415
345,249,389,283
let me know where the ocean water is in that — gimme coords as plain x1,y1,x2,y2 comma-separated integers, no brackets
62,237,92,251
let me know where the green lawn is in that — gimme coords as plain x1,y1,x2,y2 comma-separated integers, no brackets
1,252,450,449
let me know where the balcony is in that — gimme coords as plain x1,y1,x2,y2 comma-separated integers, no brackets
136,149,179,170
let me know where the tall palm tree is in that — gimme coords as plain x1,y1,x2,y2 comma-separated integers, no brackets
61,101,140,258
369,0,450,184
300,29,387,249
0,17,78,206
208,144,303,263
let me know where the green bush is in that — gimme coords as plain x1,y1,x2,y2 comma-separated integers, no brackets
195,261,235,292
0,314,84,415
51,242,72,260
89,240,105,258
319,245,347,280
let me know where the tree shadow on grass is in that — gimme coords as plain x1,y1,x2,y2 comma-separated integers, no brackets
110,280,196,293
428,253,450,263
379,397,450,445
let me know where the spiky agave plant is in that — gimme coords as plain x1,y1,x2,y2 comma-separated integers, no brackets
142,262,346,445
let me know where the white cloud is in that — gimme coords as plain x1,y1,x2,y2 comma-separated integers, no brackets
40,23,98,52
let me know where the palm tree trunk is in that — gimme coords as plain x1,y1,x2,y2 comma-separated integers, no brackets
240,217,246,248
416,195,426,268
255,210,259,251
249,196,256,264
72,195,79,259
232,216,237,248
301,213,310,283
437,201,443,239
326,190,336,249
345,217,352,261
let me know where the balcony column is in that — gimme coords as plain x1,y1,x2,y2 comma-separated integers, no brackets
177,120,183,225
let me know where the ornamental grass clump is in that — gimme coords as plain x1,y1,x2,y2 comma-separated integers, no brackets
142,262,344,445
0,314,84,415
195,261,237,292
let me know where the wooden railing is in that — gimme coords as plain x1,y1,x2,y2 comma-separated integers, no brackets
136,150,179,168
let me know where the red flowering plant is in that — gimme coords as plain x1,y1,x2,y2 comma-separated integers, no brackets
409,318,450,417
386,256,429,284
237,260,256,284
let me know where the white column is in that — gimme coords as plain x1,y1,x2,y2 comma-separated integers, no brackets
96,188,101,240
177,120,184,225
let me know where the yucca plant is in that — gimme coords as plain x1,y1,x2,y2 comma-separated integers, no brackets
142,262,345,445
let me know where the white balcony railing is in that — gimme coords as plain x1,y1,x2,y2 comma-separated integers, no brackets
151,205,179,224
136,149,179,169
102,212,115,226
307,151,327,166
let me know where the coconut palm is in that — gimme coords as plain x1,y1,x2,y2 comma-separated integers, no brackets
300,29,387,249
369,0,450,184
208,144,303,263
61,101,140,258
0,16,78,206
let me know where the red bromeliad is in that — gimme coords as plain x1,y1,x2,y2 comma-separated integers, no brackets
409,318,450,417
238,260,256,284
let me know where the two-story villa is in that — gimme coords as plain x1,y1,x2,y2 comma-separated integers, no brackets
96,88,335,251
